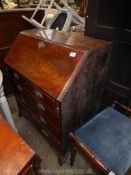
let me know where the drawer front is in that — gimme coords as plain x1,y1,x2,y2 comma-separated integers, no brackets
9,69,60,114
40,127,61,153
9,69,25,85
28,108,61,142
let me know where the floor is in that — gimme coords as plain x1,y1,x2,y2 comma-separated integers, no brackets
6,95,95,175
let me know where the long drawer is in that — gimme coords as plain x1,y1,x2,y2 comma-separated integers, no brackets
8,68,60,114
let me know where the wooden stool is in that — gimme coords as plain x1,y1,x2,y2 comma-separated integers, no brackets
0,115,38,175
69,106,131,175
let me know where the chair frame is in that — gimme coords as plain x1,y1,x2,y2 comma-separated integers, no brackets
69,101,131,175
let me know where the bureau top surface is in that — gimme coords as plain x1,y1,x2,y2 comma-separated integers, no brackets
22,29,111,51
0,116,35,175
5,30,111,100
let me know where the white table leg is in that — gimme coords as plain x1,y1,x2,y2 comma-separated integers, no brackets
0,86,18,132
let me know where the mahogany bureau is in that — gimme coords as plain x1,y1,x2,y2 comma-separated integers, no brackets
4,29,112,164
0,115,36,175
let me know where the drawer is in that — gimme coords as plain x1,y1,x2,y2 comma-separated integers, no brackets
40,127,61,153
37,112,60,132
14,83,60,129
9,69,24,84
31,87,60,115
9,69,60,114
29,109,61,142
30,110,61,142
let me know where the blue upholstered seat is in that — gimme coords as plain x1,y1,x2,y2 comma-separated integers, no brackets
75,107,131,175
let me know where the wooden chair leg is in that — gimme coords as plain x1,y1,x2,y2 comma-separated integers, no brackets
70,147,77,166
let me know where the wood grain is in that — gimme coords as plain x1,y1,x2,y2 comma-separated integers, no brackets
0,116,35,175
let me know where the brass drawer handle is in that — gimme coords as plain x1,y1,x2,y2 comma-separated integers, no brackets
13,73,20,79
41,129,48,137
37,103,45,111
34,90,43,98
39,116,47,125
56,107,59,112
17,85,23,91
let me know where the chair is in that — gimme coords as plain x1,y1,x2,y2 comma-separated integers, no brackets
47,10,73,32
22,0,84,30
69,101,131,175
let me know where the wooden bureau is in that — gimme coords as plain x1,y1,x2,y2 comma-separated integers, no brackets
4,29,112,164
0,115,37,175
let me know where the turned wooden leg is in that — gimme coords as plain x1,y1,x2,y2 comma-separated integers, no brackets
70,147,77,166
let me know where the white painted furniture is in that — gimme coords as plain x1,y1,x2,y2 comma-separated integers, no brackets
0,70,17,132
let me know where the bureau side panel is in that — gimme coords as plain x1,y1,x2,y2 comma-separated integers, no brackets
60,45,111,154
